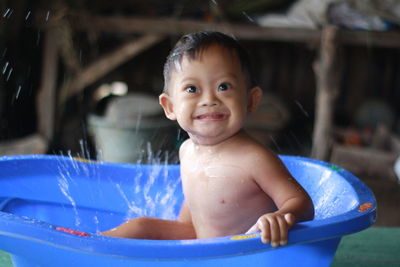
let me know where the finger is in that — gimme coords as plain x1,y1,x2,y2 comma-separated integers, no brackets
258,218,270,244
284,213,296,228
245,223,259,234
277,216,288,246
268,217,280,248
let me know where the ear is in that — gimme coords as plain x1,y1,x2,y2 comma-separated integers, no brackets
159,93,177,120
247,86,263,113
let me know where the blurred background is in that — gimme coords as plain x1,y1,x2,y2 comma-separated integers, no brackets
0,1,400,264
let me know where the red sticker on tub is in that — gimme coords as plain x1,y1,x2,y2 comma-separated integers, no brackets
358,202,373,212
56,226,91,237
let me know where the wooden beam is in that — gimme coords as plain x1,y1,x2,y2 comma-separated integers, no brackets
338,30,400,48
55,13,400,48
35,11,400,47
59,33,164,104
67,14,321,44
311,26,341,161
34,11,400,47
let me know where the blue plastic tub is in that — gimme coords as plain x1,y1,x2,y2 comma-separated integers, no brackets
0,155,376,267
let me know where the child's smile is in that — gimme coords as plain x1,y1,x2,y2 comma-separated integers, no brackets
160,44,259,146
194,111,229,121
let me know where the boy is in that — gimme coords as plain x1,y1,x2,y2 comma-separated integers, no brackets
101,31,314,247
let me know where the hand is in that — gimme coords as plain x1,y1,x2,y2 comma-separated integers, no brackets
246,213,295,247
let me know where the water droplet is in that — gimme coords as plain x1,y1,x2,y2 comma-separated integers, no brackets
15,85,22,99
242,12,255,23
2,61,9,74
294,100,309,118
3,8,13,19
269,136,281,152
6,67,13,81
25,10,31,20
1,48,7,59
36,31,41,45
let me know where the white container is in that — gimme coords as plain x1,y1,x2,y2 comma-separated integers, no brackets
88,93,176,163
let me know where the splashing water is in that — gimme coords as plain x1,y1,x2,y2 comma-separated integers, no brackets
116,156,181,221
53,144,181,230
57,168,81,227
54,150,101,228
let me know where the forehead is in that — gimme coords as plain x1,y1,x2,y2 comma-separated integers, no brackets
190,44,239,64
175,45,242,76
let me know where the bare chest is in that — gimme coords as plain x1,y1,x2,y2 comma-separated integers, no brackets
179,148,277,237
180,158,260,213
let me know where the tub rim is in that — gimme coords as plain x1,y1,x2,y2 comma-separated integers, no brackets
0,154,377,260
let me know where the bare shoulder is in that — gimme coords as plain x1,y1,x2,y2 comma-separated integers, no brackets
233,133,281,164
234,134,290,178
179,138,192,159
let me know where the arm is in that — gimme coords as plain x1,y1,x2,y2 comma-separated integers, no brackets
246,149,314,247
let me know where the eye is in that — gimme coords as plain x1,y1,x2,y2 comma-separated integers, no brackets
218,83,231,92
185,85,198,93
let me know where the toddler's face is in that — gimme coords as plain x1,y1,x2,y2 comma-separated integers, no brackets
160,45,258,145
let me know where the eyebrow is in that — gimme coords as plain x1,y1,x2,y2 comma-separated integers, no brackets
212,73,240,83
178,74,199,83
178,73,239,85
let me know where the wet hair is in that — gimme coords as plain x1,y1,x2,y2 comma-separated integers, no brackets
163,31,257,93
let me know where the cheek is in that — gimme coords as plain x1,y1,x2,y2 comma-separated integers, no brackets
178,102,188,113
227,97,247,114
175,102,192,120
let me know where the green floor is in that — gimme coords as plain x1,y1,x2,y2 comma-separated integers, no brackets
1,227,399,266
332,227,400,266
0,249,12,266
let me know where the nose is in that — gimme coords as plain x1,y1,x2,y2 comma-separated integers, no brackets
199,90,219,107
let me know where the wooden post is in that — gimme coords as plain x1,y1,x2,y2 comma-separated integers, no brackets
36,27,59,143
311,26,341,161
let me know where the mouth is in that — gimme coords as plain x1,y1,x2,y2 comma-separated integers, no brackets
195,112,228,121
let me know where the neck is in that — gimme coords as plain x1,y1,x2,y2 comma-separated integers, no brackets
188,129,246,148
